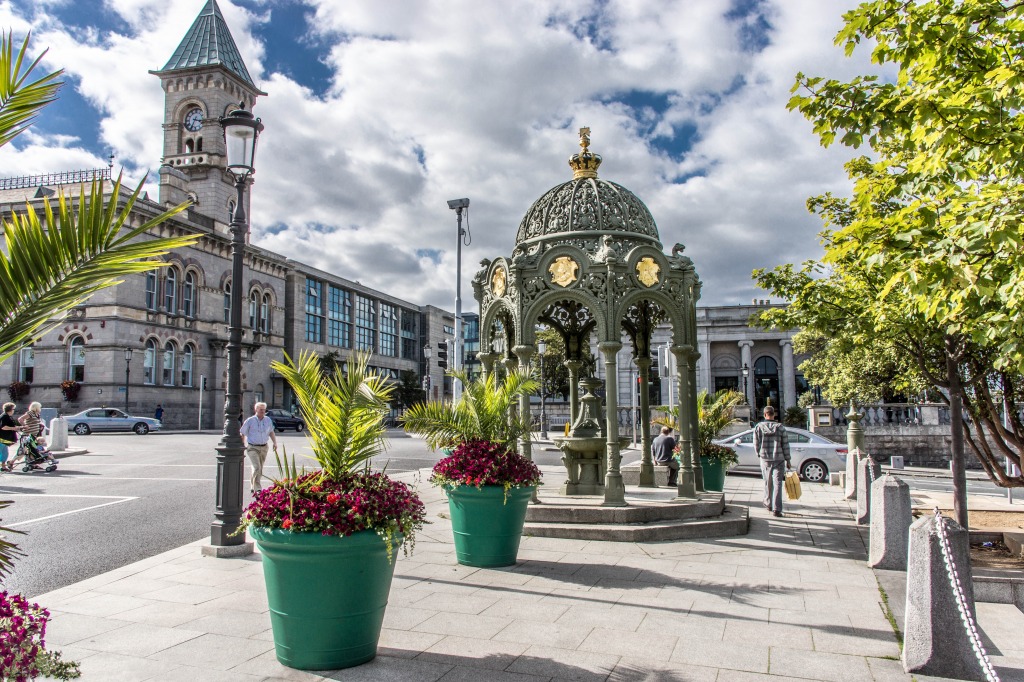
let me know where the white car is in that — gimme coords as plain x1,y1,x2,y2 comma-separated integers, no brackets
714,426,847,483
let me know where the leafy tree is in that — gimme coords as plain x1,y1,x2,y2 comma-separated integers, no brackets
535,328,596,401
775,0,1024,525
391,369,425,412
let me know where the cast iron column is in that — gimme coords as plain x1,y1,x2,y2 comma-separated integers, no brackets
514,345,539,503
565,359,582,426
689,348,704,492
673,345,697,499
636,356,655,487
600,341,626,506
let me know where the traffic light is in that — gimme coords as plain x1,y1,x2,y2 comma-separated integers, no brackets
437,341,448,369
422,375,431,391
201,376,208,390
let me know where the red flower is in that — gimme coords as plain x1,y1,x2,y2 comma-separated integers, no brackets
326,493,340,504
281,518,293,529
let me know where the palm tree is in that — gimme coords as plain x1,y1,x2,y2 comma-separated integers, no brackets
270,351,394,479
653,389,745,455
0,32,197,580
402,369,539,453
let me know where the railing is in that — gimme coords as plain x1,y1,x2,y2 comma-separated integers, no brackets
0,167,111,191
830,403,955,427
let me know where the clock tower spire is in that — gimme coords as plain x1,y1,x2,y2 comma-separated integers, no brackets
150,0,266,225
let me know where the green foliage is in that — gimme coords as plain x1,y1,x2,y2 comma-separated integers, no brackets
402,369,539,453
0,500,24,582
653,390,744,456
0,31,61,148
536,328,596,400
783,406,807,428
271,351,394,479
391,369,425,412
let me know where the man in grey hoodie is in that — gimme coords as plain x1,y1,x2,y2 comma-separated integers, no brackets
753,405,791,517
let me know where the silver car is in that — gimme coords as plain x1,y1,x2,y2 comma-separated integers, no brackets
66,408,162,435
714,426,847,483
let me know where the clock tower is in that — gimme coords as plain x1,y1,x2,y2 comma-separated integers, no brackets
151,0,266,224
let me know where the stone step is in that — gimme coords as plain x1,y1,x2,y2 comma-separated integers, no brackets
523,504,749,542
525,494,724,524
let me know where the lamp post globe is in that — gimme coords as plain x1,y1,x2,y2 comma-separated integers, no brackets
209,102,263,552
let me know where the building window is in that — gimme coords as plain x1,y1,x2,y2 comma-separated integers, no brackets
249,290,259,330
144,339,157,385
164,268,178,314
182,271,196,318
355,295,376,352
261,293,271,333
18,347,33,383
380,303,397,357
443,325,454,335
67,337,85,382
401,310,418,359
305,278,324,343
162,342,176,386
328,285,351,347
145,272,158,311
223,281,231,323
181,344,194,387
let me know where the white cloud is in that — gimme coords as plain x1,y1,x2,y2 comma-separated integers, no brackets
1,0,884,311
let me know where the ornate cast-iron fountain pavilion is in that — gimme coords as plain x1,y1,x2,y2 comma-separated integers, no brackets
472,128,705,506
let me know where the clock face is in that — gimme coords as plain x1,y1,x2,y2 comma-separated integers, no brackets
183,107,203,132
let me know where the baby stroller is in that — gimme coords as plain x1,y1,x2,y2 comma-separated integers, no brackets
16,433,57,473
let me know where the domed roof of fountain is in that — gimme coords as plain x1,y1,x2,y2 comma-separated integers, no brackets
513,128,661,251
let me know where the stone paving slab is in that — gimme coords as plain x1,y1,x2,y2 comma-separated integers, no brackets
28,467,1024,681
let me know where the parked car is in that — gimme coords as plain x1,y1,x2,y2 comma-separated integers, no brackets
266,409,305,432
65,408,162,435
714,426,847,483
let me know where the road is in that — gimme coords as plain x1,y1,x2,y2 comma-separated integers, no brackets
0,430,442,598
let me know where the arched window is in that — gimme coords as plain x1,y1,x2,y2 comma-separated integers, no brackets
162,342,176,386
261,293,271,333
144,339,157,385
67,337,85,382
145,272,158,311
180,344,194,387
18,346,34,383
249,290,259,330
223,281,231,323
182,271,196,318
185,139,195,153
164,268,178,314
196,137,203,152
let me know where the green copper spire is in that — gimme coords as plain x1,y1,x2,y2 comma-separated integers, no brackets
160,0,255,87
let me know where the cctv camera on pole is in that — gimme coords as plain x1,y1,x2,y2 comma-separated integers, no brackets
447,198,470,403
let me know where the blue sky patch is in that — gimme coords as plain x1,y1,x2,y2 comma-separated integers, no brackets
416,248,443,265
247,1,333,97
724,0,773,53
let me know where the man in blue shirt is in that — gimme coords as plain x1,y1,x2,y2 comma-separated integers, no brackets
240,402,279,494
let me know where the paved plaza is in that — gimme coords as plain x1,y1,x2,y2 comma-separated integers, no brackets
33,469,1024,681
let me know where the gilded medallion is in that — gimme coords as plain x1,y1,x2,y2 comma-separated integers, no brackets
549,256,579,287
636,257,660,287
491,268,507,297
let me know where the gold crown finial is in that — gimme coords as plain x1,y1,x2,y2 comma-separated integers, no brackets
569,126,602,179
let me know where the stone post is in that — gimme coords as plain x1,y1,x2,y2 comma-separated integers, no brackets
868,475,912,570
600,341,626,506
49,416,68,451
856,456,881,525
903,513,987,681
845,402,864,501
636,356,655,487
673,345,697,499
565,359,582,425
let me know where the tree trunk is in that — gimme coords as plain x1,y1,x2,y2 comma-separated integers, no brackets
945,335,969,529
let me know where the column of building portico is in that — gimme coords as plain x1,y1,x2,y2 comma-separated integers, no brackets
600,342,627,506
673,346,697,499
780,339,796,410
565,359,582,425
698,340,711,395
739,340,753,406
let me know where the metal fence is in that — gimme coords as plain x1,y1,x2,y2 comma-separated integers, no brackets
0,167,111,191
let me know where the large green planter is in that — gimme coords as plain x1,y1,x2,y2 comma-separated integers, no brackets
700,456,726,492
446,484,533,567
250,527,401,670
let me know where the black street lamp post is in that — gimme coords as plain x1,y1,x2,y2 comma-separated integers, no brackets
208,103,263,553
123,347,132,413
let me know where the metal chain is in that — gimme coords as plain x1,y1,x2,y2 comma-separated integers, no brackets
932,509,1000,682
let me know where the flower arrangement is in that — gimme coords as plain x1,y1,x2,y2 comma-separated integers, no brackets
0,590,80,681
699,442,740,467
6,381,29,402
59,380,79,402
430,439,542,494
238,351,425,558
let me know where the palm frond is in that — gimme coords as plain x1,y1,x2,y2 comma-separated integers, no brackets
0,32,62,149
0,499,25,583
0,176,196,363
271,351,394,479
403,368,538,451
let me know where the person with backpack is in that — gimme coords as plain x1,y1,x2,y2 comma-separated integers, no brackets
753,405,791,517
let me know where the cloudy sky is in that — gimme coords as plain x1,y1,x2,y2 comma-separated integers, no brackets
1,0,879,311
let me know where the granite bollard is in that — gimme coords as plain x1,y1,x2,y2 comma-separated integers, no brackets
902,513,988,680
868,474,912,570
48,416,68,451
856,456,881,525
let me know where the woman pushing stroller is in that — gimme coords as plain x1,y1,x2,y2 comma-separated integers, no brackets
6,402,55,473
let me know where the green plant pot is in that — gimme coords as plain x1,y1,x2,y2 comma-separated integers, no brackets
250,527,401,670
446,485,533,567
700,456,726,492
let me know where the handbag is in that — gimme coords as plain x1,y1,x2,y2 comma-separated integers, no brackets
784,471,802,501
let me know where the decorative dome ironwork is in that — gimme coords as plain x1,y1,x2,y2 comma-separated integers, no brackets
514,128,661,250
